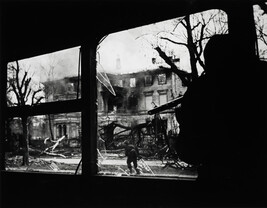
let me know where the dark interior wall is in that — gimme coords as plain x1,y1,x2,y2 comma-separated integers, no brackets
1,0,267,208
1,0,227,62
0,172,257,208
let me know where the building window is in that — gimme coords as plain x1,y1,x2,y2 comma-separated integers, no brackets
145,75,153,86
63,124,67,136
128,92,138,110
144,91,154,110
158,90,168,105
145,95,153,110
158,73,167,85
159,93,167,105
130,78,136,87
58,125,62,137
119,80,123,87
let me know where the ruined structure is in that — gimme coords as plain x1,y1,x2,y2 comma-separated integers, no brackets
97,65,187,137
43,77,81,145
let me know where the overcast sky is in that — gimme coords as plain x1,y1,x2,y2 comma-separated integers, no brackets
15,46,80,83
97,17,191,74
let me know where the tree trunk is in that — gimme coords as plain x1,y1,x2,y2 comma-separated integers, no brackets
21,116,29,166
185,15,199,81
48,114,54,140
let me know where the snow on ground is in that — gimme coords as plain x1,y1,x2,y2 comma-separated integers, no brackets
5,154,198,179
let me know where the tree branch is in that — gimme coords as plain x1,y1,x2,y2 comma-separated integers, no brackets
180,18,188,29
191,21,201,31
154,46,191,86
25,88,32,104
33,96,45,106
197,23,206,57
172,16,186,32
11,82,21,106
31,89,43,105
21,71,28,91
257,27,267,46
159,37,188,48
15,61,23,98
193,36,210,45
23,78,31,99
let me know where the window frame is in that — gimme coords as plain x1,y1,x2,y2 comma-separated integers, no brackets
1,44,97,176
0,3,265,208
144,91,154,110
158,89,168,106
144,75,153,86
1,4,258,180
129,77,136,88
158,73,167,85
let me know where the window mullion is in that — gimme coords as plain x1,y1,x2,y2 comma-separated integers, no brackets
81,43,97,176
6,99,82,118
0,59,8,171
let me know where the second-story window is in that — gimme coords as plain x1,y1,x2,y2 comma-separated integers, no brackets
158,73,166,85
118,80,123,87
130,78,136,87
145,75,153,86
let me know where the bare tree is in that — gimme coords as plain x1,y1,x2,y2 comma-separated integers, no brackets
254,3,267,61
39,54,60,141
152,7,266,86
153,9,228,85
7,61,44,166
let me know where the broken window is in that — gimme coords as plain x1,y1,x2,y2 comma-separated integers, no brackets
96,9,228,178
158,73,167,85
5,47,82,174
145,75,153,86
130,78,136,87
119,80,123,87
144,92,154,110
158,90,168,105
128,92,138,111
5,112,82,174
7,47,81,106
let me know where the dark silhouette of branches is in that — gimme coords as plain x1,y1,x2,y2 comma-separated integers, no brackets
154,9,228,85
8,61,44,107
7,61,45,166
154,46,191,86
254,4,267,61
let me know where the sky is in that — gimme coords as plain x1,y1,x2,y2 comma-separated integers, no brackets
97,17,191,74
14,46,80,83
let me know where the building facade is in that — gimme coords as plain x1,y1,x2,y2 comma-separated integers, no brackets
97,66,187,136
43,77,81,143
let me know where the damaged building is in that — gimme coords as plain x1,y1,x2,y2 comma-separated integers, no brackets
8,61,186,149
97,61,187,138
40,77,82,146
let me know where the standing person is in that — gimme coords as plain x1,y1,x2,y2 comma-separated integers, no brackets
124,141,140,174
151,102,168,147
151,102,159,136
175,35,239,182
